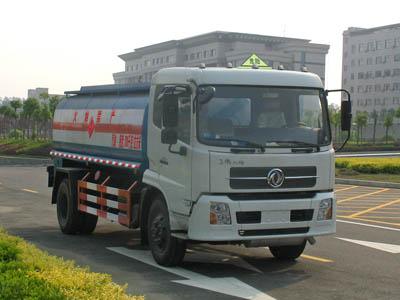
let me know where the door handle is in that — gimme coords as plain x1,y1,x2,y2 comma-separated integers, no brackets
160,158,169,165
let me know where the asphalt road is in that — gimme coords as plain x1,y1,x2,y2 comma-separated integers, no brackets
0,165,399,300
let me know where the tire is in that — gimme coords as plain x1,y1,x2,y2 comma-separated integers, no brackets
79,213,98,235
56,178,98,235
269,241,306,261
147,195,186,266
56,179,81,234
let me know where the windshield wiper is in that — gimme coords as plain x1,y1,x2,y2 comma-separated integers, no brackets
271,140,320,151
214,137,265,152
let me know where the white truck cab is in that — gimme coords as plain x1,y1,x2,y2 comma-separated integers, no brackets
142,67,351,264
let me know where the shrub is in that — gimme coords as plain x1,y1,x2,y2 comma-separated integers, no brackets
7,129,23,139
0,229,142,300
335,157,400,174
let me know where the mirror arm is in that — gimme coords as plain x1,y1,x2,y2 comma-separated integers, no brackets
187,78,199,114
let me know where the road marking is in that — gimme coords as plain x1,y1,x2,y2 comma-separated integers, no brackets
363,216,400,219
338,216,400,227
335,186,358,192
337,219,400,231
107,247,275,300
300,254,333,263
337,188,390,204
349,198,400,218
21,188,38,194
337,238,400,253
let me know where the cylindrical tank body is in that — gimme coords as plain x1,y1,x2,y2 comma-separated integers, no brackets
52,84,150,164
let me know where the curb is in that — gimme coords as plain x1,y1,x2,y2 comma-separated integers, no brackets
0,155,50,166
336,178,400,189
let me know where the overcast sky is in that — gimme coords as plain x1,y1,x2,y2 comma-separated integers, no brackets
1,0,399,101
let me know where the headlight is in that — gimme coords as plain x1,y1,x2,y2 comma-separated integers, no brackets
317,199,333,220
210,202,231,225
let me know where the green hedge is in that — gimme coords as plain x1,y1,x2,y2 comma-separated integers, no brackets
335,157,400,174
0,229,142,300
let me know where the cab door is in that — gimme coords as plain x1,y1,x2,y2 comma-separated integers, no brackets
148,85,192,217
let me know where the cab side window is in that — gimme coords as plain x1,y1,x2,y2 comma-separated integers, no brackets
153,85,191,144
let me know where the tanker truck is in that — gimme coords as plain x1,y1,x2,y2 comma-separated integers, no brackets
47,66,351,266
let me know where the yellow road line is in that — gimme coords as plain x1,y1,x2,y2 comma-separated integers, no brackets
335,186,358,192
300,254,333,263
337,188,390,204
338,215,400,227
361,216,400,219
349,198,400,218
22,188,38,194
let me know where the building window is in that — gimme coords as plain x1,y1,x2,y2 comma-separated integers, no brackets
376,40,385,50
351,45,356,54
160,57,163,64
394,54,400,61
125,65,129,71
375,84,381,92
367,57,373,65
190,53,195,60
375,70,382,78
184,55,188,61
196,52,201,59
350,86,354,93
152,58,156,65
210,49,216,57
367,42,375,51
365,71,373,79
385,39,394,49
166,56,169,63
384,69,391,77
136,64,139,70
393,68,400,77
358,72,364,79
350,73,354,80
203,50,207,58
376,56,383,64
357,86,363,93
383,83,390,91
393,82,400,91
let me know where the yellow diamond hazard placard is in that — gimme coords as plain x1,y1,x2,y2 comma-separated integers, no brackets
240,54,271,69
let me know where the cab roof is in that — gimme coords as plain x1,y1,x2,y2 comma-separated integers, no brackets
152,67,324,89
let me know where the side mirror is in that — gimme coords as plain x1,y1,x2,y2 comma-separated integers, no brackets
341,100,352,131
325,89,352,152
161,128,178,145
162,94,178,128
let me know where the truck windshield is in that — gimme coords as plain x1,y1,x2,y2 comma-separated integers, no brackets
197,85,331,148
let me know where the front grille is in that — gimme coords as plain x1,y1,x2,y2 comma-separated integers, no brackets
238,227,309,236
236,211,261,224
230,166,316,189
228,191,317,201
290,209,314,222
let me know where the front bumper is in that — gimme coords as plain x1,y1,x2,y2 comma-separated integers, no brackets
188,191,335,244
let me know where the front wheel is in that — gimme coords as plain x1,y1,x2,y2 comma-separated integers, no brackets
269,241,306,260
147,195,186,266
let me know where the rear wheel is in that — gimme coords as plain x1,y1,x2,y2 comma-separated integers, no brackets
269,241,306,260
148,195,186,266
56,179,98,235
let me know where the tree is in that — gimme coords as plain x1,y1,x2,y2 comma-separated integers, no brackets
9,99,22,137
354,111,368,144
49,95,61,117
328,104,341,142
22,98,40,139
383,114,394,144
395,107,400,120
369,110,379,144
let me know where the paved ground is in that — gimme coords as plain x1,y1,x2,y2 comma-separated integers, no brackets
0,165,399,300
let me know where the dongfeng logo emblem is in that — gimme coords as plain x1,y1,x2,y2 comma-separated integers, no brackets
267,168,285,188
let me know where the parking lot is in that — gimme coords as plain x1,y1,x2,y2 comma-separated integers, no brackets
336,184,400,228
0,166,399,300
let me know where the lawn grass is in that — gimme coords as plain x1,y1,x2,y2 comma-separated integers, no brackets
0,138,51,156
0,228,143,300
